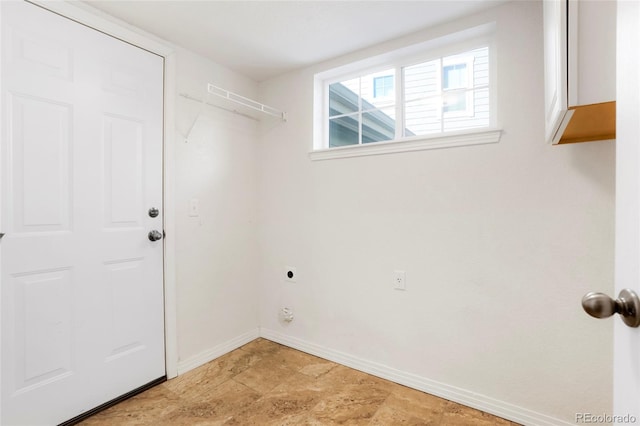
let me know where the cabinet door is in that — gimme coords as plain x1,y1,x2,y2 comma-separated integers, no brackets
574,0,616,106
544,0,573,144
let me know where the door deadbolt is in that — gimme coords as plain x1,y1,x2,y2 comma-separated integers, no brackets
582,289,640,328
148,207,159,218
148,230,163,242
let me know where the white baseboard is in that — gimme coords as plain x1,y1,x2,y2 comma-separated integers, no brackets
260,328,573,426
176,328,260,375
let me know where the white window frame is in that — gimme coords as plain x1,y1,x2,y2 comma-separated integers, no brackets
311,23,501,161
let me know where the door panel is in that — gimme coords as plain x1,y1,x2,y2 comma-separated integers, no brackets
10,94,72,233
10,26,74,82
103,115,143,228
104,258,147,360
14,268,73,390
1,2,165,424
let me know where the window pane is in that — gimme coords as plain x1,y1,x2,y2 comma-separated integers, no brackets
374,75,394,98
404,97,441,136
362,108,395,143
443,91,467,113
403,59,440,102
443,87,490,132
329,78,359,117
443,47,489,88
443,64,467,89
329,115,359,147
361,69,395,110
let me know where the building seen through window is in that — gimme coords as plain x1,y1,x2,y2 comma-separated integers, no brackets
326,46,489,148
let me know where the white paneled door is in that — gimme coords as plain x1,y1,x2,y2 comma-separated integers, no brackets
0,2,165,425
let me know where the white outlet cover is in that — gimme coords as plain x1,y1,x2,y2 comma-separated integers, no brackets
285,266,297,282
393,270,406,290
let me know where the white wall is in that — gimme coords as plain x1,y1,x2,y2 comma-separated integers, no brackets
257,1,614,424
173,49,260,368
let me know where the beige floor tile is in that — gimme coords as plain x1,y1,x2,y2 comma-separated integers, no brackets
232,355,297,394
441,400,513,426
223,373,330,425
272,346,338,374
226,387,323,424
162,349,261,397
78,385,180,425
309,383,391,425
370,385,448,425
239,337,283,356
164,379,260,425
299,361,337,379
79,339,520,426
315,364,397,393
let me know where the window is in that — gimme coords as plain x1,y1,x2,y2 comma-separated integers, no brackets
403,51,484,136
313,26,500,159
373,75,394,98
329,69,396,147
442,63,468,113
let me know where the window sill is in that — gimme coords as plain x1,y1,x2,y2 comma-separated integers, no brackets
309,128,502,161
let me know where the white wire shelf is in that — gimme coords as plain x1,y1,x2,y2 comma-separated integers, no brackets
207,83,287,122
179,84,287,140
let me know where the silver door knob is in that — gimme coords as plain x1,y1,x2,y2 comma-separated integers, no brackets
148,230,163,242
582,289,640,328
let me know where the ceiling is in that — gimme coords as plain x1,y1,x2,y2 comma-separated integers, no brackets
83,0,507,82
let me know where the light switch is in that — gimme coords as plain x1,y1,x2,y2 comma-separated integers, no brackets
189,198,200,217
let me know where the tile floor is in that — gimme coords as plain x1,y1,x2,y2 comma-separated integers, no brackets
79,338,519,425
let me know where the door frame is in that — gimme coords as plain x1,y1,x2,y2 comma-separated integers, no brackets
0,0,179,382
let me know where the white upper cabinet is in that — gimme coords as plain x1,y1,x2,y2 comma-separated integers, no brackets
543,0,616,145
544,0,570,144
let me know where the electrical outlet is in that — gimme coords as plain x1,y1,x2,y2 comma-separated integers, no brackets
284,266,297,283
281,307,294,322
393,270,406,290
